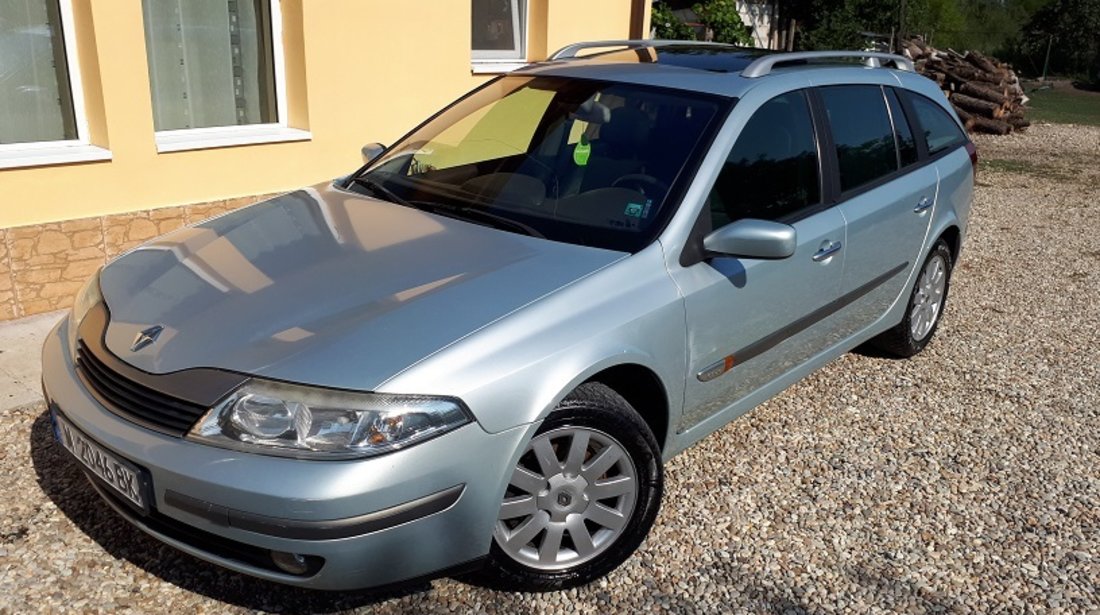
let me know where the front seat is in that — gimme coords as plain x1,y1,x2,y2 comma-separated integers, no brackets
577,106,653,193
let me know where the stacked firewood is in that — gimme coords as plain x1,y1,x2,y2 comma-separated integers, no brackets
900,36,1029,135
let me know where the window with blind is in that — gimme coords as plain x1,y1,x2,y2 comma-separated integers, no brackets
142,0,277,132
0,0,78,145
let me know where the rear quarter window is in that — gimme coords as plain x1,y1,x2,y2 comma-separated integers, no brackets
908,93,968,156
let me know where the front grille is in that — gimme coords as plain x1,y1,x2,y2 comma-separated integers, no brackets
76,341,207,436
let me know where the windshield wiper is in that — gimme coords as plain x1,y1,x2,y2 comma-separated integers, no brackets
347,175,412,207
412,201,546,239
348,176,544,239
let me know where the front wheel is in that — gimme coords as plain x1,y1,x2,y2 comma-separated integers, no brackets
871,239,953,357
469,383,663,591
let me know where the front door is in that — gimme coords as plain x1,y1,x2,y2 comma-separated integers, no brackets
669,90,847,433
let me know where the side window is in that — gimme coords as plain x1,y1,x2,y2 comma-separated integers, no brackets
885,88,918,167
820,85,898,193
908,93,967,156
708,90,820,229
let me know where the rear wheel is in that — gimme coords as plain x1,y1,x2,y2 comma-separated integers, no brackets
872,240,953,357
470,383,663,591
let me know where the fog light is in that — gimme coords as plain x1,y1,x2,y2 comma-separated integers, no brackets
270,550,311,575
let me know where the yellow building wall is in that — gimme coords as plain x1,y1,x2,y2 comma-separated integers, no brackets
0,0,641,230
0,0,646,320
545,0,635,53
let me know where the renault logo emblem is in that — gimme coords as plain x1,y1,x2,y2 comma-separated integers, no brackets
131,325,164,352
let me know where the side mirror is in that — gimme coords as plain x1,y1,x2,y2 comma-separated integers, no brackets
361,142,386,164
703,219,797,259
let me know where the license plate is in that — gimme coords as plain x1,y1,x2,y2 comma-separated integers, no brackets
54,412,149,512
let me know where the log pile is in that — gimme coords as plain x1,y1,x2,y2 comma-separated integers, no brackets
899,36,1030,135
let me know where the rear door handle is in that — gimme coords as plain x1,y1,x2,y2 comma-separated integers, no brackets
914,196,934,213
812,241,842,262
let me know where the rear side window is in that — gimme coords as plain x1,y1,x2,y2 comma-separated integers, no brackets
820,85,898,193
885,88,918,167
708,90,820,228
909,93,967,155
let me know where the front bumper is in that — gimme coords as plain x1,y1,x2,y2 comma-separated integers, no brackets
41,318,532,590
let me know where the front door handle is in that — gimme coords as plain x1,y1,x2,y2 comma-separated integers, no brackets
914,196,934,213
812,241,842,262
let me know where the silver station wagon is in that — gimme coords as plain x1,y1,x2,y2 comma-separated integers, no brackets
42,41,975,592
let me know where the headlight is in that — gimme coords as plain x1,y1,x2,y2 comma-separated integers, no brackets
68,269,103,352
188,380,473,459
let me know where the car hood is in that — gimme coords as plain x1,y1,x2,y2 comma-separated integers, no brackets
99,183,624,390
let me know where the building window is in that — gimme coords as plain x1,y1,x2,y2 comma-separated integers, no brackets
472,0,525,62
143,0,278,131
0,0,108,169
0,0,77,144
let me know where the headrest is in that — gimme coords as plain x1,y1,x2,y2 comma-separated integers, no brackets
570,99,611,124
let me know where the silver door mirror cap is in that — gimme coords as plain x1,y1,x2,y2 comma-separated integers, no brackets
703,219,797,259
361,142,386,164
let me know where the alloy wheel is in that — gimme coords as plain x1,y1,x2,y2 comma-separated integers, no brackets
910,253,947,341
494,426,638,571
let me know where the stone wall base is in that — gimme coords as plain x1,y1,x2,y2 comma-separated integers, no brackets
0,194,279,322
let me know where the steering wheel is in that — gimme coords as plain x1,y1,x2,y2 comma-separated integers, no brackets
612,174,670,199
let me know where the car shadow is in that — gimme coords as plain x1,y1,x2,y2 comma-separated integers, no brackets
710,257,748,288
27,409,434,612
703,556,962,613
850,342,900,359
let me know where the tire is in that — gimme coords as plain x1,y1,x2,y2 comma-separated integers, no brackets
469,382,663,592
871,239,953,357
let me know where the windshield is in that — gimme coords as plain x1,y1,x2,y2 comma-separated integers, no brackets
350,76,728,252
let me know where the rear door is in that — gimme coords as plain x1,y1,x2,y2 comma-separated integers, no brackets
816,85,937,335
906,91,975,236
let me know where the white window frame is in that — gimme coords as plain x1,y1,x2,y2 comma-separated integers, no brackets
151,0,310,153
0,0,111,170
471,0,530,74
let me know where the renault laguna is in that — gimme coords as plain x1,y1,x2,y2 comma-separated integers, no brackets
42,41,974,591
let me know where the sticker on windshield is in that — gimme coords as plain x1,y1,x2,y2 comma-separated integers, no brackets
573,137,591,166
624,202,644,218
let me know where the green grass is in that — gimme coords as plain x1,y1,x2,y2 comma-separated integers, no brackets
1026,85,1100,126
982,158,1036,174
980,157,1078,182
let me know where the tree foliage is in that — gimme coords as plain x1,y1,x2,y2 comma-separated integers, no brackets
1017,0,1100,79
652,1,697,40
652,0,1097,79
692,0,755,45
781,0,1047,57
651,0,753,45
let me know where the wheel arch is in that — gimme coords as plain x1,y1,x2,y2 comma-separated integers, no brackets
937,225,962,263
580,363,671,454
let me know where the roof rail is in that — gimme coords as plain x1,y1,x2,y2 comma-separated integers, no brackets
740,51,914,78
549,39,733,61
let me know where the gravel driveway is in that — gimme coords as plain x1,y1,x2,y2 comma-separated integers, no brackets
2,123,1097,614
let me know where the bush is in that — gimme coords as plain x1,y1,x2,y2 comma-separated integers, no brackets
692,0,754,45
652,1,696,40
